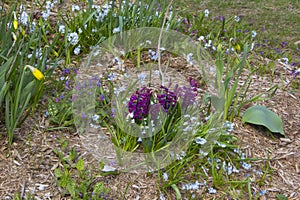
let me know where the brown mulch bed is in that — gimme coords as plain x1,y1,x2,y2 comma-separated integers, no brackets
1,53,299,199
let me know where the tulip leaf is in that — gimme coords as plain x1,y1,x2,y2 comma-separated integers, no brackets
242,105,284,136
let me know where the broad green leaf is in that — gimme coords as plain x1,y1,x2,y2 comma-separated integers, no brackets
66,181,76,197
242,105,284,136
276,194,288,200
54,168,63,178
76,158,85,172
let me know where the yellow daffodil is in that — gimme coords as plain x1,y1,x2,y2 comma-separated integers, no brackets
25,65,45,80
13,12,18,30
235,44,241,51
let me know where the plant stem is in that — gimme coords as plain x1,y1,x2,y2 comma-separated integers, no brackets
157,0,174,86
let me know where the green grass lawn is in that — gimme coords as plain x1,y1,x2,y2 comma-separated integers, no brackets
174,0,300,58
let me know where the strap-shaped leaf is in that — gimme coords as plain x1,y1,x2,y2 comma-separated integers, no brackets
242,105,284,136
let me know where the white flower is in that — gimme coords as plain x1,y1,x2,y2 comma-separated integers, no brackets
19,4,25,12
204,9,209,17
92,28,97,33
199,149,208,156
186,53,193,65
234,15,240,22
90,123,100,129
148,49,158,60
42,10,50,20
241,162,251,170
72,4,80,12
20,11,29,25
250,42,255,51
113,27,120,33
67,32,79,45
163,172,168,181
205,40,212,48
223,121,234,132
74,45,81,55
30,22,36,33
78,28,83,34
168,11,173,20
114,86,126,95
59,25,65,33
91,114,100,121
208,187,217,194
138,73,147,85
251,30,257,38
126,112,134,120
160,192,165,200
195,137,207,145
45,1,55,10
278,57,289,64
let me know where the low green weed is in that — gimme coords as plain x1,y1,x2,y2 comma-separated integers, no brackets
53,138,110,199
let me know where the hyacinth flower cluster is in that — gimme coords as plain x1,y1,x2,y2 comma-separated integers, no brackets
127,86,152,123
157,86,178,112
127,77,198,124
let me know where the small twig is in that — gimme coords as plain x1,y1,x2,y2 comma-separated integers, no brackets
21,180,26,199
157,0,174,86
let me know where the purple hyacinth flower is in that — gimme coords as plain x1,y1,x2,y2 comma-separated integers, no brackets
157,86,177,112
128,86,152,122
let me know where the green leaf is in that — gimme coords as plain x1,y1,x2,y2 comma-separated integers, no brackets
54,168,63,178
76,158,85,172
171,184,182,200
66,181,76,197
276,194,288,200
242,105,284,136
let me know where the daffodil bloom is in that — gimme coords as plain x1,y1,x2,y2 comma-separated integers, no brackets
235,44,241,51
25,65,45,80
13,12,18,30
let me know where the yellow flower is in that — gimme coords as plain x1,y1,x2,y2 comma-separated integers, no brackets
235,44,241,51
13,12,18,30
13,20,18,30
25,65,45,80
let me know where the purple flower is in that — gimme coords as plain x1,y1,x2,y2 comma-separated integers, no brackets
62,68,70,75
128,87,152,122
65,79,70,89
290,69,300,79
99,94,105,101
189,77,198,91
281,41,288,48
97,80,101,87
183,18,188,24
157,86,177,112
216,16,225,21
71,94,76,102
